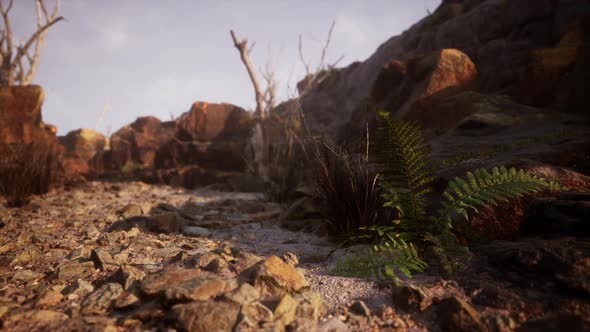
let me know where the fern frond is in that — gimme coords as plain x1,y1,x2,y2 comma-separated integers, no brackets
330,236,428,281
437,166,564,233
377,112,435,227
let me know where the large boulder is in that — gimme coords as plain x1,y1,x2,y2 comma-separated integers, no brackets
296,0,590,142
175,102,253,141
101,116,176,172
0,85,57,144
58,129,106,176
345,49,477,141
154,102,253,172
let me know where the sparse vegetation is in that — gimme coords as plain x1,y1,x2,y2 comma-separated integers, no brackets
0,141,60,207
310,135,393,236
331,112,565,280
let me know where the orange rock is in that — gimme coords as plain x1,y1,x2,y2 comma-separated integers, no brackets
0,85,57,144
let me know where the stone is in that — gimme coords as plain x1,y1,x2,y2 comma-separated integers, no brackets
181,225,211,237
147,212,182,234
117,203,144,220
318,317,350,332
140,268,205,296
56,261,96,280
0,85,57,144
392,283,430,312
195,251,229,272
175,102,252,142
4,310,68,323
113,264,146,290
241,255,310,296
36,290,64,307
281,251,300,267
223,283,261,304
113,291,141,309
163,276,237,304
521,194,590,237
274,294,299,327
237,302,274,330
58,128,106,176
99,116,176,173
67,246,92,261
12,269,43,282
91,248,119,271
172,301,241,332
65,279,95,297
436,296,484,332
80,283,124,315
295,291,327,321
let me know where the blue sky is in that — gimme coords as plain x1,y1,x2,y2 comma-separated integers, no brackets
9,0,439,135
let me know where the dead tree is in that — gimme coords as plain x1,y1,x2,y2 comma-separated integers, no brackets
230,29,275,178
230,30,268,120
0,0,63,86
297,20,344,95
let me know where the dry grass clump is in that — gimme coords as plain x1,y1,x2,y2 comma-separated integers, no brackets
0,141,59,207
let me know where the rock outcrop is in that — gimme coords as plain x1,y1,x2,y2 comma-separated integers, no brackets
0,85,57,144
295,0,590,141
86,102,255,188
58,129,106,177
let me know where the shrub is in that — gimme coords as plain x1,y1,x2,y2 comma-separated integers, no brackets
309,136,393,236
265,139,308,203
0,141,60,207
331,112,565,280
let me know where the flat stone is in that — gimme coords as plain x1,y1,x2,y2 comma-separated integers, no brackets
80,283,124,315
36,290,63,307
181,225,211,237
172,301,241,332
65,279,94,297
5,310,69,324
12,269,43,282
164,276,237,304
140,268,205,296
56,261,96,280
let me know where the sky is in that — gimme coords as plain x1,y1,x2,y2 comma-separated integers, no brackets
9,0,440,136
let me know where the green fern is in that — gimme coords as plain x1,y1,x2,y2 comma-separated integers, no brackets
330,235,427,281
377,111,435,229
436,166,564,234
331,112,566,281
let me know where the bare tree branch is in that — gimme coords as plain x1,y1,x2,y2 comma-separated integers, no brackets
296,20,342,95
0,0,62,85
230,29,266,119
318,20,336,70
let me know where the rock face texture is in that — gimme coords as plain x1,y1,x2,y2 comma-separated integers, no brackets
102,116,176,172
58,129,107,177
66,102,255,186
0,85,57,144
295,0,590,141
